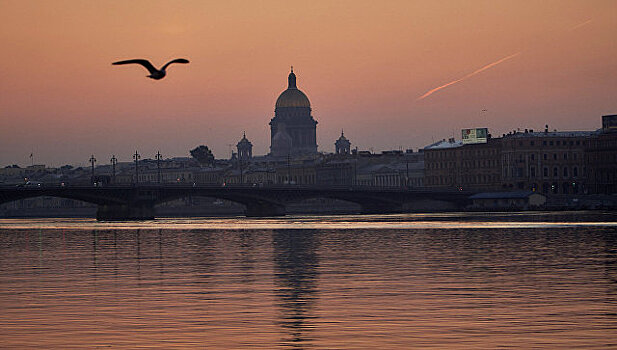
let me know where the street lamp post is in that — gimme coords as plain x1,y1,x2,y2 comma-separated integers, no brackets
133,151,141,185
89,155,96,185
110,155,117,184
406,158,409,189
287,153,291,184
239,159,244,184
155,151,162,184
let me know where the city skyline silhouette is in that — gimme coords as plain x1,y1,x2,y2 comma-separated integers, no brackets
1,1,615,167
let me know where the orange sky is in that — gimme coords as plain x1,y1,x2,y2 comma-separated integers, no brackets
1,0,616,166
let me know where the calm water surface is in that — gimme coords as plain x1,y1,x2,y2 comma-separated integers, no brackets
1,212,617,349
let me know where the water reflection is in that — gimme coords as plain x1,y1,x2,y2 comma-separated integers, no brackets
603,230,617,289
273,229,320,348
1,219,617,348
238,230,256,285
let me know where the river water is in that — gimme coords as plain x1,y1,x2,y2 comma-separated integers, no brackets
1,212,617,349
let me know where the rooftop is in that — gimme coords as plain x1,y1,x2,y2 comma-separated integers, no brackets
503,130,597,138
423,139,463,150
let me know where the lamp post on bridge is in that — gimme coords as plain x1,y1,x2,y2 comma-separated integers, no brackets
287,153,291,185
133,151,141,185
110,155,117,184
155,151,162,184
89,155,96,185
239,158,244,184
405,158,409,189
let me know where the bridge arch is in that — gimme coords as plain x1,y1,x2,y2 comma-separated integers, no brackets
155,189,287,217
0,185,472,220
0,195,96,217
284,196,361,214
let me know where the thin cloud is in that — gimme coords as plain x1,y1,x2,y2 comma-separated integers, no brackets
417,52,521,101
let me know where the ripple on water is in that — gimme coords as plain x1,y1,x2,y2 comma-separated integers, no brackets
0,213,616,348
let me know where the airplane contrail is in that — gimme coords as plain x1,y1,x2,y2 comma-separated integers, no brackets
570,18,592,31
417,52,521,101
416,17,592,101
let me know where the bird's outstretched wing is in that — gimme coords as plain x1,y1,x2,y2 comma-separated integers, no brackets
161,58,190,71
112,59,158,75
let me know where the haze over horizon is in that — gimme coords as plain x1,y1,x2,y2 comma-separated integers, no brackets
1,0,616,167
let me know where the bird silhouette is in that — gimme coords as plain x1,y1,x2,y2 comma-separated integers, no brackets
112,58,189,80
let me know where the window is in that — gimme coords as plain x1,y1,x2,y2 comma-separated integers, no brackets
564,153,568,160
563,167,568,177
550,141,554,146
530,167,536,177
543,141,547,146
553,153,557,160
553,167,558,177
556,141,560,146
531,141,535,146
573,167,578,177
544,167,548,177
543,153,547,160
531,154,535,161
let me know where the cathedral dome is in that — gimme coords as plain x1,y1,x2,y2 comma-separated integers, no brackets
275,68,311,108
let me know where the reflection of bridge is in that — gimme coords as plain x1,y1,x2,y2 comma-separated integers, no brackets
0,185,472,220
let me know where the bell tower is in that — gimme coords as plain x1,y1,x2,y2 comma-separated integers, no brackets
236,132,253,161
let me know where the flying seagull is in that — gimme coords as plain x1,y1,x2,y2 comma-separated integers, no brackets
112,58,189,80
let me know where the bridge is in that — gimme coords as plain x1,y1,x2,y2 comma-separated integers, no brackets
0,184,473,220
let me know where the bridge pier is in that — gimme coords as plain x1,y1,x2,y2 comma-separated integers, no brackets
360,203,403,215
96,203,155,221
244,202,286,217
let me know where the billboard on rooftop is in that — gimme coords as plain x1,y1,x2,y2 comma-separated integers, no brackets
462,128,488,144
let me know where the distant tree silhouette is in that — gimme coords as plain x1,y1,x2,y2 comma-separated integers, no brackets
190,145,215,166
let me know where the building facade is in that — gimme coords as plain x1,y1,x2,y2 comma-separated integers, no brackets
501,130,591,194
424,123,608,195
586,115,617,194
424,137,502,191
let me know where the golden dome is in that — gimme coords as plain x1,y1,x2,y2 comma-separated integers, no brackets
275,68,311,108
276,89,311,108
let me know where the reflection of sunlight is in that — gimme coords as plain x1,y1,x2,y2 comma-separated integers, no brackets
1,212,616,230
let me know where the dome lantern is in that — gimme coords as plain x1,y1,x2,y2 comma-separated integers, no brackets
288,66,297,89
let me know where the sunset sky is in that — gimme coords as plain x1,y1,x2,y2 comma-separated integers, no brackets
1,0,616,167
